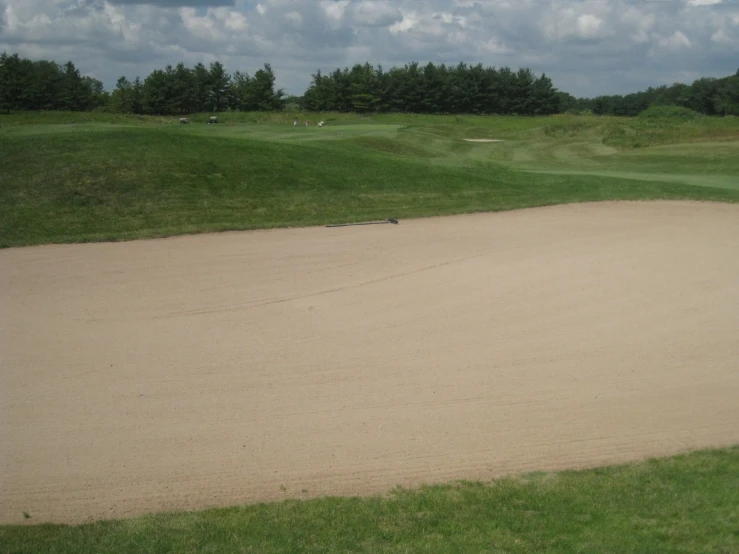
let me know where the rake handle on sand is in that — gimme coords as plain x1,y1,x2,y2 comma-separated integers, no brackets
326,218,399,228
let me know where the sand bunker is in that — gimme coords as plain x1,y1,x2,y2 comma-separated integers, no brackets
2,201,739,524
463,138,503,142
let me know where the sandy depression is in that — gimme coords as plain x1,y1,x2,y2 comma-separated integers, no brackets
1,201,738,524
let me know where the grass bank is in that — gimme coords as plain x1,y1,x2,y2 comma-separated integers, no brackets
2,113,738,248
1,447,737,553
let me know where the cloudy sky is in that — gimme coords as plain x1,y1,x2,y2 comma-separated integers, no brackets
1,0,737,98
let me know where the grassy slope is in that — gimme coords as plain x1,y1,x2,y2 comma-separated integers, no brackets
2,112,738,247
1,447,737,554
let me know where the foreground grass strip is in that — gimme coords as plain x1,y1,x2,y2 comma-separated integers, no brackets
1,447,738,554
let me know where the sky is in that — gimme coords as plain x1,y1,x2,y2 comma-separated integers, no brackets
1,0,737,98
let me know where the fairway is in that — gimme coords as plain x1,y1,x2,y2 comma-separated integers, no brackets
523,170,739,191
2,201,738,525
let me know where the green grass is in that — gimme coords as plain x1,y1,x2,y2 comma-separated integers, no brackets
1,447,737,553
2,111,739,247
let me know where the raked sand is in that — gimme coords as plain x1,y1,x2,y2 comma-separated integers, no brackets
2,201,738,524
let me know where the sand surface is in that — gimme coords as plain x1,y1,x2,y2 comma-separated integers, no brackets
2,201,739,525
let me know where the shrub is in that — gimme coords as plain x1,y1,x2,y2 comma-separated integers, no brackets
637,105,702,120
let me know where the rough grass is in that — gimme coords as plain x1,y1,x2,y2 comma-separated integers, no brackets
2,112,739,247
637,105,703,120
1,447,737,553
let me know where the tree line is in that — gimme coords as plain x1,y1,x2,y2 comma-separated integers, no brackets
2,50,739,116
0,52,284,115
0,52,107,112
301,62,559,115
558,70,739,116
109,61,284,115
0,52,557,115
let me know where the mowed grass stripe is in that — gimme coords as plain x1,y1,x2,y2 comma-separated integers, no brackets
523,170,739,190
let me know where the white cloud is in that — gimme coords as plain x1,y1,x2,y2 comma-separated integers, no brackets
0,0,737,98
388,10,419,34
577,14,603,39
321,0,349,24
659,30,692,49
351,1,401,27
687,0,723,6
284,10,302,29
480,37,511,55
543,4,610,43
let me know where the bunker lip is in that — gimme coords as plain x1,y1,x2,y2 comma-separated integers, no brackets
1,201,739,525
463,138,504,142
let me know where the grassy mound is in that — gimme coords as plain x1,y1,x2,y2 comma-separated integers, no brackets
637,105,702,120
1,112,739,247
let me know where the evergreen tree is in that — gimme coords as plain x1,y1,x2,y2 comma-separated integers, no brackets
59,61,88,111
83,76,107,110
28,60,63,110
131,77,143,114
347,63,381,112
247,64,284,111
193,63,210,112
112,76,132,113
0,53,29,112
173,63,196,114
0,52,11,113
207,61,231,112
420,62,447,113
142,69,169,114
530,74,559,115
715,73,739,115
231,70,251,110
